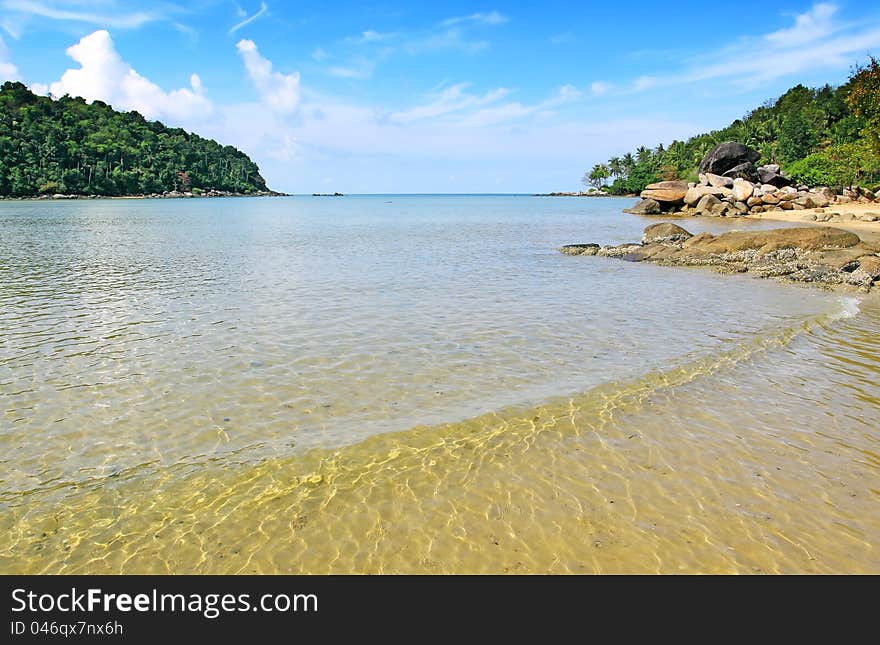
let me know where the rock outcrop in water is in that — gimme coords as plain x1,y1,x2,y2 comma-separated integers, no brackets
560,223,880,290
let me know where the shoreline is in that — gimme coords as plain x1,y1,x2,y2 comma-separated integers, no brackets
0,190,288,201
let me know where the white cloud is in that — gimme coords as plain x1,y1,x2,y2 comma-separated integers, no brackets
345,30,396,45
390,83,510,123
0,34,19,80
590,81,611,95
1,0,160,29
619,2,880,95
766,2,837,46
440,11,508,27
46,30,212,121
236,38,300,114
404,28,489,54
327,59,375,80
229,1,268,34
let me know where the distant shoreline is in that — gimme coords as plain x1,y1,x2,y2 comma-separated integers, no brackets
0,190,288,201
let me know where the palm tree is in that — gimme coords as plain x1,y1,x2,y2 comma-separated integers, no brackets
636,145,651,164
622,152,635,176
608,156,622,179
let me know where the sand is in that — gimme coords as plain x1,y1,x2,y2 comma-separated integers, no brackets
745,201,880,243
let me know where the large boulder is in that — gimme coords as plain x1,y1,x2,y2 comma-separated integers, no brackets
722,162,758,181
694,227,860,254
699,142,760,175
624,198,662,215
640,180,689,204
756,164,792,187
642,222,693,244
705,173,733,188
732,178,755,201
684,185,731,206
695,193,722,214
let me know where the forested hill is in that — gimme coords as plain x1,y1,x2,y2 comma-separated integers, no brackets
0,81,271,197
585,58,880,194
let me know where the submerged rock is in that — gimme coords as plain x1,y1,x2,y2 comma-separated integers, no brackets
560,223,879,290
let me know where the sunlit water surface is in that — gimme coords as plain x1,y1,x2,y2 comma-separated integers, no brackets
1,196,877,573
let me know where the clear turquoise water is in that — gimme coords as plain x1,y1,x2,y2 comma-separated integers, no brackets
0,195,838,484
1,195,878,573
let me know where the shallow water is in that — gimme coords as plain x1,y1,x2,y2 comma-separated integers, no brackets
1,196,877,573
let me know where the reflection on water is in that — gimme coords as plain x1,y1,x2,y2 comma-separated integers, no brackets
1,196,878,573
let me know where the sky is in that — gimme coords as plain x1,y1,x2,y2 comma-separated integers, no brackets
1,1,880,193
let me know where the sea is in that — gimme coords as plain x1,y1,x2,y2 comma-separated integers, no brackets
1,195,878,573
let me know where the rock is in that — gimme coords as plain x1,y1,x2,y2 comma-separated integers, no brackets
801,213,818,221
560,243,600,256
837,196,853,204
640,180,689,204
698,173,709,186
760,184,778,193
705,173,733,188
695,194,722,214
840,212,857,221
687,182,697,189
747,196,763,207
780,200,794,210
694,227,860,253
857,255,880,280
732,201,749,214
751,205,765,213
684,185,732,206
642,222,694,244
722,162,758,181
761,194,780,205
732,178,755,201
624,198,662,215
756,164,791,187
699,142,761,176
794,195,816,209
857,212,879,222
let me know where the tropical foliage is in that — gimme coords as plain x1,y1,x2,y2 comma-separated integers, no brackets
586,59,880,195
0,81,269,196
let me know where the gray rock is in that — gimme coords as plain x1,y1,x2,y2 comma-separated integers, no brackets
642,222,693,244
722,162,758,181
624,198,662,215
699,142,760,175
705,173,733,188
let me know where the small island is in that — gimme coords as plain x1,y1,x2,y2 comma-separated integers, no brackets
0,81,282,199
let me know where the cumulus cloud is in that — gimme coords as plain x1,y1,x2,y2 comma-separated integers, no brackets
0,35,19,80
236,39,300,114
47,30,212,121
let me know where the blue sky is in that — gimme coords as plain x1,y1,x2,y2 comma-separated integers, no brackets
2,1,880,193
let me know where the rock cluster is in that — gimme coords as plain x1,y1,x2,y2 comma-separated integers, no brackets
624,141,880,218
560,223,880,290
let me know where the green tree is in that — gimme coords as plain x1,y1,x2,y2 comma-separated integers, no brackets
584,163,610,190
846,56,880,153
